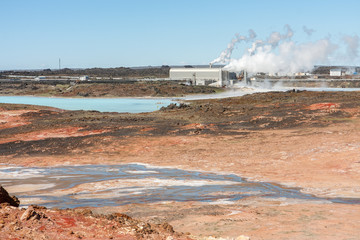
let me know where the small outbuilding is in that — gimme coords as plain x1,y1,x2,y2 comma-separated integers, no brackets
79,75,89,81
169,68,230,87
34,76,46,80
330,69,342,77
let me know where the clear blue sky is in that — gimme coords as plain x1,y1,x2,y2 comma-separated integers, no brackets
1,0,360,70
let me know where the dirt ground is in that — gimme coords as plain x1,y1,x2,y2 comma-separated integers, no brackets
1,90,360,239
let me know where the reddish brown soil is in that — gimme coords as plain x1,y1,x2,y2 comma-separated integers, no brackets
0,126,110,144
0,110,38,130
1,91,360,239
0,204,191,240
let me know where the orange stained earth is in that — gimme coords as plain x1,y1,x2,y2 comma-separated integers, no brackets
307,102,340,110
0,109,38,129
2,119,360,239
1,94,360,240
0,126,109,144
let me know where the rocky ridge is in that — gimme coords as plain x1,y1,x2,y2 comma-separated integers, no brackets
0,186,192,240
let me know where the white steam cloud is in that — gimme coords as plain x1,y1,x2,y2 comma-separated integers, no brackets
210,29,256,65
226,38,336,75
342,34,359,61
303,26,315,36
211,25,360,75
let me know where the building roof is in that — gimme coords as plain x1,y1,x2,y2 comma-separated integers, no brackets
170,68,224,72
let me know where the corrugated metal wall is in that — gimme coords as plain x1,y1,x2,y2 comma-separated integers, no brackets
169,68,229,87
169,69,220,81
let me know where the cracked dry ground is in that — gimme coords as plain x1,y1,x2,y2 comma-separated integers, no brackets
1,91,360,239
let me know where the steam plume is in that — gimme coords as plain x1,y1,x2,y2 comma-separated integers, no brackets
268,24,293,47
248,25,293,55
210,29,256,65
225,38,336,74
342,34,359,60
211,25,360,75
303,26,315,36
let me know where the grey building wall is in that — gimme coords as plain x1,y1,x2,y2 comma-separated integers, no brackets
169,68,229,87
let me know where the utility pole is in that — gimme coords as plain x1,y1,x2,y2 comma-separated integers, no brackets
59,58,61,70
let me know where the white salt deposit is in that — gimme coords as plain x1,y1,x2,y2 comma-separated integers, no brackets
125,170,159,174
209,198,236,205
0,167,45,179
5,183,55,194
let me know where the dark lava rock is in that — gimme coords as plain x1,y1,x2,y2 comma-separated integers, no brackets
160,103,190,111
0,186,20,207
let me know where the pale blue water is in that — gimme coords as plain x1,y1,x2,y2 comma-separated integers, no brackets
0,96,174,113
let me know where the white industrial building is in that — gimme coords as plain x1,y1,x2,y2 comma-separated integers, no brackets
79,75,90,81
330,69,343,76
169,68,230,87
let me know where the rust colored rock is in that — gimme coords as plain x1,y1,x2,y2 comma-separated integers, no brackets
159,222,174,234
0,206,191,240
20,207,41,221
0,186,20,207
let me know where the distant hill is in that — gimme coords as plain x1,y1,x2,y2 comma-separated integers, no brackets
0,66,172,79
4,65,359,78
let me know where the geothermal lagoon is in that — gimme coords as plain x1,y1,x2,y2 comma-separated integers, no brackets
0,96,174,113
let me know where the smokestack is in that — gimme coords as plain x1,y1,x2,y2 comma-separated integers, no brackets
244,70,248,85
